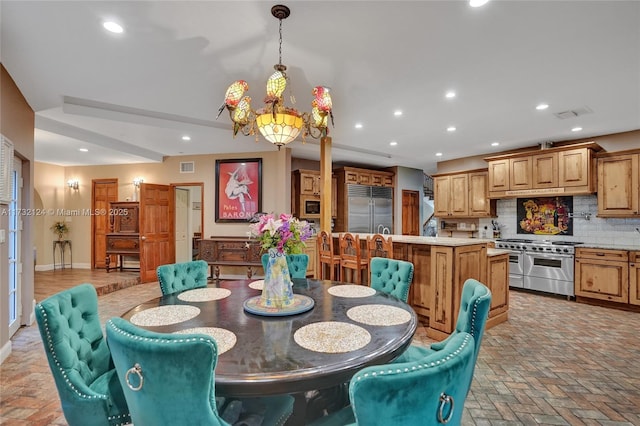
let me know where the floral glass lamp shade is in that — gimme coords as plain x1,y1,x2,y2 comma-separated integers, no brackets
256,112,303,147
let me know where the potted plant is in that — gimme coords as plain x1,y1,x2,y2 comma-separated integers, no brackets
51,221,69,240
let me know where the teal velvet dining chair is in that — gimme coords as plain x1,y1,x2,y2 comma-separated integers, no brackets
106,317,294,426
369,257,414,303
34,284,131,426
156,259,208,295
261,253,309,278
393,278,492,383
310,332,476,426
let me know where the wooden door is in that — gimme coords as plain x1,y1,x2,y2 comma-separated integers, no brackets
575,257,629,303
450,174,468,216
433,176,451,217
510,157,532,190
532,152,558,189
597,154,638,216
92,179,118,268
401,190,420,235
488,159,510,192
139,183,175,282
468,171,491,216
559,148,589,187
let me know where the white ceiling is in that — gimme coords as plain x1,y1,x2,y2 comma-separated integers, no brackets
1,1,639,174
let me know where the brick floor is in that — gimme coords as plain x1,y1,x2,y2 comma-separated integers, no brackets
1,272,639,425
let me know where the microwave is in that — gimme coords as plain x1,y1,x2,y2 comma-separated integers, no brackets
302,196,321,218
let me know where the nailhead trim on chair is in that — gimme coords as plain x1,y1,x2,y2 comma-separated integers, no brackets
37,305,132,424
106,320,218,356
469,289,492,338
354,334,472,380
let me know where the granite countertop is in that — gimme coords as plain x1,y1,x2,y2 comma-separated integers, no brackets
332,233,491,247
578,244,640,251
486,248,511,257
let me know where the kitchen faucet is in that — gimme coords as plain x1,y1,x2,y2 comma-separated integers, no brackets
377,224,384,234
382,227,390,235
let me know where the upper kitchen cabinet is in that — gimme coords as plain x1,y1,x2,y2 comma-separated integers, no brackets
433,169,495,218
485,142,601,198
292,169,337,220
597,150,640,217
341,166,393,187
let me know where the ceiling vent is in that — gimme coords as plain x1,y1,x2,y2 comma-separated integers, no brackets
553,106,593,120
180,161,195,173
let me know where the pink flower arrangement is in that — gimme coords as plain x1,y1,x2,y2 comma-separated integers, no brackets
248,213,312,254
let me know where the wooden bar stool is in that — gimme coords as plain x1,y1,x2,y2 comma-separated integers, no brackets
317,230,341,281
339,232,368,285
366,233,393,259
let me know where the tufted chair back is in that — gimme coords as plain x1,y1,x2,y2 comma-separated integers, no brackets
156,260,208,295
310,332,476,426
261,253,309,279
106,318,294,426
369,257,414,302
35,284,130,426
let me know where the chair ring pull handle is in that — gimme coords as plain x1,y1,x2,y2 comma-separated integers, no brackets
437,392,454,424
125,363,144,391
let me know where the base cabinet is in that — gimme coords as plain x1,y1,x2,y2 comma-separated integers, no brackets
486,253,509,326
630,251,640,306
575,248,629,303
305,241,317,278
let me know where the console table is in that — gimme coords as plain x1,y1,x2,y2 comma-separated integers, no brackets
52,240,72,270
199,237,262,279
105,201,140,272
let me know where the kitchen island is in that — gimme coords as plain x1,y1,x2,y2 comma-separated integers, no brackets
334,233,509,339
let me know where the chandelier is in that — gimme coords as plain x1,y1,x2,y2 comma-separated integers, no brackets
216,4,333,149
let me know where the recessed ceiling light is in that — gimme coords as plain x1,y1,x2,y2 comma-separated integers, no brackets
78,148,89,152
447,126,456,132
393,110,403,117
103,21,124,34
181,135,191,141
536,103,549,110
491,142,500,147
435,152,443,157
469,0,490,7
389,141,398,146
445,91,456,99
572,127,583,132
354,123,363,129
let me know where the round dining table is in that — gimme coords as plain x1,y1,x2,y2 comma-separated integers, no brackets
119,278,417,397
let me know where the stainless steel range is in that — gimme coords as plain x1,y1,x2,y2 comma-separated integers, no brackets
496,239,582,297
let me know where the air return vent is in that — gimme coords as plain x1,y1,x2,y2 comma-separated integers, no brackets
180,161,195,173
553,106,593,120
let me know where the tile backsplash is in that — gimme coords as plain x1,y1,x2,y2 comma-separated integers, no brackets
478,195,640,248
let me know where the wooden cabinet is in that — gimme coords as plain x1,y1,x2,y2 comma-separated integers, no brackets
485,252,509,327
532,152,558,188
305,240,317,278
433,169,495,218
630,251,640,306
575,248,629,303
105,201,140,272
292,170,338,220
337,166,394,188
597,152,639,217
200,237,262,279
485,142,601,198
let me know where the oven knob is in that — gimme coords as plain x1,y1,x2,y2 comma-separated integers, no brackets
564,248,569,253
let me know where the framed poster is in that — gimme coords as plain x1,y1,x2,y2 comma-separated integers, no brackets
215,158,262,222
516,196,573,235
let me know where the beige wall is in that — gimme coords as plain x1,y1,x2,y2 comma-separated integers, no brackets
34,149,292,268
1,64,35,357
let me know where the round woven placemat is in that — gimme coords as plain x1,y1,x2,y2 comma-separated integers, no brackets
177,287,231,302
130,305,200,327
173,327,237,354
327,285,376,298
294,321,371,353
248,280,264,290
346,304,412,326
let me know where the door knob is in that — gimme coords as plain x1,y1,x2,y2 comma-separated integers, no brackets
141,236,146,241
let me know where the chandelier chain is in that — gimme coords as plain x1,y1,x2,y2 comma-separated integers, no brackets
278,18,283,65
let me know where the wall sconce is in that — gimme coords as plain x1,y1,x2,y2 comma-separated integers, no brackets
67,179,79,190
133,177,144,189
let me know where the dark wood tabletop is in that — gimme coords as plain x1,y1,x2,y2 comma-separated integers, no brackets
119,278,417,397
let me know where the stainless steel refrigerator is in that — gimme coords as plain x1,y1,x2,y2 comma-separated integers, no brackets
347,184,393,233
